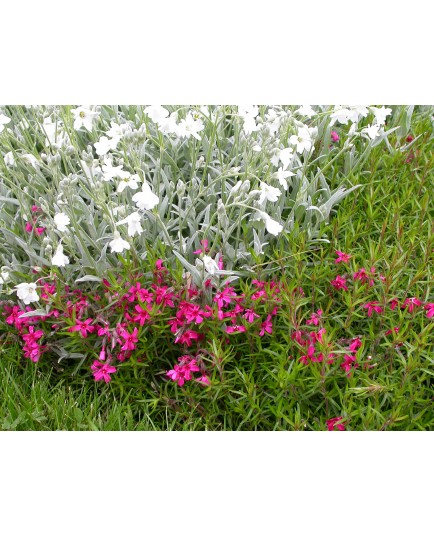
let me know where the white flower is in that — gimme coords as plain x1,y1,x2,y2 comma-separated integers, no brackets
330,107,351,126
348,105,369,122
238,105,259,118
106,121,131,139
238,105,259,135
157,113,179,135
94,135,120,156
177,113,205,140
80,159,101,179
72,106,99,132
102,157,130,182
252,144,262,152
145,105,169,124
296,105,316,118
370,106,392,126
43,118,69,148
3,151,15,166
132,182,159,210
0,113,11,133
109,231,130,253
116,212,144,237
258,211,283,236
275,167,294,191
289,126,313,153
51,244,70,267
277,147,294,169
363,124,381,140
15,282,40,304
259,182,282,204
202,255,219,275
117,173,140,193
0,267,9,285
22,153,40,168
54,212,71,232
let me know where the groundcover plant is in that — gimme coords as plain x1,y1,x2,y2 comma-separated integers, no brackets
0,104,433,430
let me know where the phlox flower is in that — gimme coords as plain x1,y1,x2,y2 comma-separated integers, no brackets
326,417,346,431
132,305,151,326
402,297,423,313
363,301,383,317
15,282,40,305
341,353,358,375
109,231,130,254
175,329,201,346
259,315,273,336
225,324,247,334
214,286,237,308
72,106,99,131
335,250,351,263
54,212,70,232
243,308,260,323
154,285,175,307
331,131,340,143
193,239,210,255
117,174,141,193
132,182,159,210
116,212,143,237
167,356,200,386
424,303,434,318
349,337,362,353
196,374,211,386
91,360,117,383
68,318,95,338
51,244,70,267
306,309,323,326
330,275,348,291
119,327,139,351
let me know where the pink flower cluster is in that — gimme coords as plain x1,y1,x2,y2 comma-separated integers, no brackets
167,354,210,387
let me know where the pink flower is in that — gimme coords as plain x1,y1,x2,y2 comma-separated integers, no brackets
300,345,315,365
362,301,384,317
389,298,399,310
326,417,346,431
133,304,151,326
175,329,202,346
167,356,200,386
153,285,175,307
68,318,95,337
35,227,46,235
353,268,374,287
243,308,260,323
330,275,348,291
214,286,237,308
402,297,423,313
196,374,211,386
335,250,351,263
306,309,323,326
341,353,358,375
225,324,247,334
385,327,399,336
193,239,210,255
330,131,340,143
118,327,139,351
424,303,434,318
91,360,117,383
349,337,362,353
259,315,273,336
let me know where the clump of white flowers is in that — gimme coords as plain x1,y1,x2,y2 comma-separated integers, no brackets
0,104,413,285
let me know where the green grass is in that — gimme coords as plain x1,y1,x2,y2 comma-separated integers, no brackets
1,111,433,431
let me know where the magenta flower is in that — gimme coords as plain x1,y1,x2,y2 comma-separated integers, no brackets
259,314,273,336
119,327,139,351
424,303,434,318
385,327,399,336
153,285,175,307
362,301,384,317
214,286,237,308
225,324,247,334
389,298,399,310
91,360,117,383
167,356,200,386
402,297,423,313
193,239,210,255
243,308,260,323
341,353,358,375
306,309,323,326
330,131,340,143
335,250,351,263
196,374,211,386
349,337,362,352
330,275,348,291
326,417,346,431
133,304,151,326
25,221,33,233
175,329,202,346
68,318,95,337
353,268,374,287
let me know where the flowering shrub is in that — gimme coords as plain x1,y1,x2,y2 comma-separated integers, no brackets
0,105,407,291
